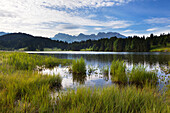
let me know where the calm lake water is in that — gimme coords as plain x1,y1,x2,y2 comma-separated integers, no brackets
26,51,170,90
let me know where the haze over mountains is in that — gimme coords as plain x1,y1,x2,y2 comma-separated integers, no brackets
51,32,126,43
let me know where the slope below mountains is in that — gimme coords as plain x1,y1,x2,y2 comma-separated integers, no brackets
0,33,67,50
51,32,126,43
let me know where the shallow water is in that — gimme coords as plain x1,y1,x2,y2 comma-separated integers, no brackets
27,51,170,90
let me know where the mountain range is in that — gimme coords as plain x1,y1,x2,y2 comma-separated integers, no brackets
51,32,126,43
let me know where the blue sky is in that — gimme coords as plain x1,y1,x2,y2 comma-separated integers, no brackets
0,0,170,37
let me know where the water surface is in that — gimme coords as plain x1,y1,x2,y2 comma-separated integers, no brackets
27,51,170,90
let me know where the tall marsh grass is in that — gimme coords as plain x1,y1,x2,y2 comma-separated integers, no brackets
110,60,127,84
72,57,86,74
0,71,62,112
0,52,72,71
56,86,169,113
129,65,158,85
0,52,168,112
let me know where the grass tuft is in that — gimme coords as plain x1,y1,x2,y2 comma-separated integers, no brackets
129,65,158,85
110,60,127,84
72,57,86,74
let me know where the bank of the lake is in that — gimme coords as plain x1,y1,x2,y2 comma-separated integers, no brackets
0,52,169,112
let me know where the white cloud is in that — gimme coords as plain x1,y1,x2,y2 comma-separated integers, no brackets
123,29,133,32
146,28,158,31
145,18,170,24
40,0,133,9
0,0,132,37
94,28,103,30
167,25,170,27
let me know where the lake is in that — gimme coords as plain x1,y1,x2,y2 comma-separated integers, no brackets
26,51,170,90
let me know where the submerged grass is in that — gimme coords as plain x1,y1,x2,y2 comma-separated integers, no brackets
72,57,86,74
110,60,127,84
102,65,109,76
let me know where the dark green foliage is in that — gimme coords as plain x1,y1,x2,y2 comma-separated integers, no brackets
0,33,68,51
68,34,170,52
0,33,170,52
102,65,109,75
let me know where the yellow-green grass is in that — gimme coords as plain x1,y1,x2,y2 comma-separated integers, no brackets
129,65,158,85
110,60,127,84
0,52,169,113
44,48,62,51
0,71,62,112
72,57,86,74
56,86,169,113
0,52,72,71
150,47,170,52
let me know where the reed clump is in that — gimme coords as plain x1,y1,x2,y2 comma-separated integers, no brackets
129,65,158,85
110,60,127,84
72,57,86,74
102,65,109,75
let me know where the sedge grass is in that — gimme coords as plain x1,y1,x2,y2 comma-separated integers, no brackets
56,85,169,113
0,52,72,71
0,52,169,112
72,57,86,74
129,65,158,85
0,71,62,112
110,60,127,84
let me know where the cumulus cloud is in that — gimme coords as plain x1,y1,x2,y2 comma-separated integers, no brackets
0,0,133,37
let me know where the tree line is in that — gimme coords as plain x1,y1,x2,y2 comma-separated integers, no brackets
0,33,169,52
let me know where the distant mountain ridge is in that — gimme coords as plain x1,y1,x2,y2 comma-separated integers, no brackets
0,32,8,36
51,32,126,43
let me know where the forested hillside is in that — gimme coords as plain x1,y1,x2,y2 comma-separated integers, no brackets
0,33,67,51
0,33,169,52
68,34,170,52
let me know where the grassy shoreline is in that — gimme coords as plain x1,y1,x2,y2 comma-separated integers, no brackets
0,52,169,112
150,47,170,52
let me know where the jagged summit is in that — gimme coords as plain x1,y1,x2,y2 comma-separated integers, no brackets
51,32,126,43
